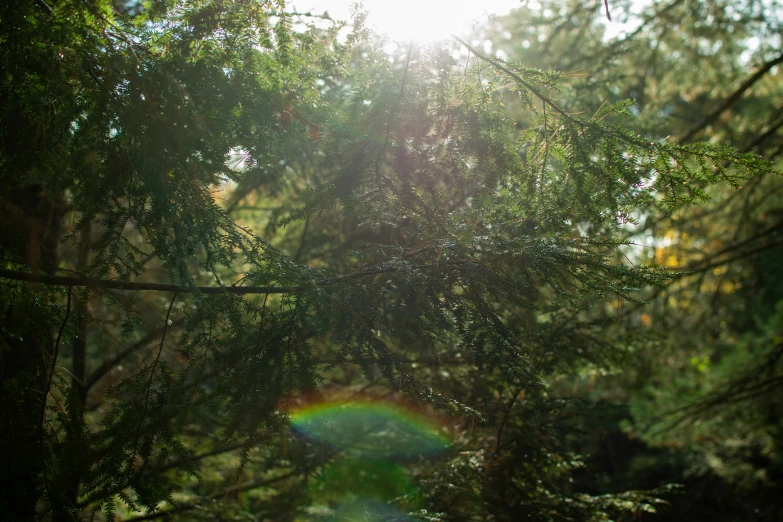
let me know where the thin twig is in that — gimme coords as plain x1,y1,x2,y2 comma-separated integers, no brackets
452,35,570,119
39,286,72,509
374,43,414,189
540,100,548,192
679,52,783,144
123,470,301,521
293,216,310,263
35,0,53,14
133,292,178,453
85,319,187,390
0,269,291,294
496,384,524,455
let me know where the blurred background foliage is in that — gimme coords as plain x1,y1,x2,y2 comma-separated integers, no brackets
479,1,783,520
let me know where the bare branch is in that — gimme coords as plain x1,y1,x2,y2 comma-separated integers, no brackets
679,52,783,144
85,319,186,390
0,269,292,295
133,292,178,453
39,286,72,505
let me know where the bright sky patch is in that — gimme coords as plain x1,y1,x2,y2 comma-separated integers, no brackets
297,0,522,43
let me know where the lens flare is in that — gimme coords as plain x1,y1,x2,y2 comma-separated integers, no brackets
312,460,416,503
289,396,451,459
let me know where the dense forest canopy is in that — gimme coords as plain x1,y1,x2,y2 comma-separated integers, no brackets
1,0,781,520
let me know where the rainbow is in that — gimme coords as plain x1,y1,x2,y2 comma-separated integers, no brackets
289,396,451,459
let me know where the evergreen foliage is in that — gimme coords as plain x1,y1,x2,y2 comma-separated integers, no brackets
1,0,779,520
483,1,783,520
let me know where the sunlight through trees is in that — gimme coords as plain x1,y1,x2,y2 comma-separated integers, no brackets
1,1,781,520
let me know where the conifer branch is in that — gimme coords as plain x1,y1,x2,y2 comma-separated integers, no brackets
123,469,301,521
0,269,292,295
452,35,570,118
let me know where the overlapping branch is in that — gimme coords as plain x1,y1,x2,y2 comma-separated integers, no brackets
0,269,292,295
679,52,783,144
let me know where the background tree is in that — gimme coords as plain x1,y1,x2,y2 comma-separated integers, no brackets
480,1,783,520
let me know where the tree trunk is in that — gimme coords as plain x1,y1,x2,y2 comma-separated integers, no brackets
0,187,65,520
